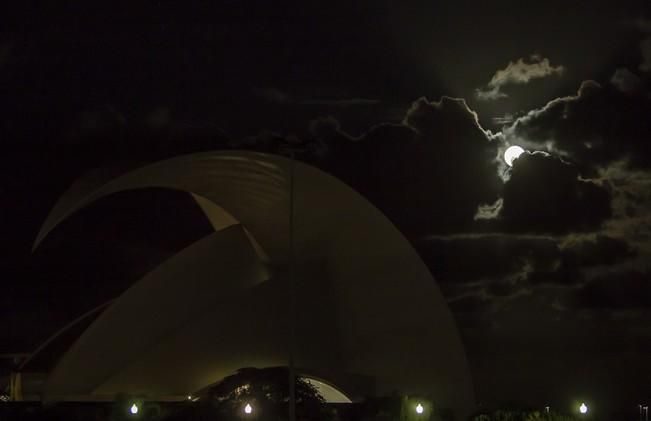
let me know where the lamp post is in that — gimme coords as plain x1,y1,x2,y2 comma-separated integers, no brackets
579,403,588,415
416,403,424,415
287,149,297,421
244,403,253,415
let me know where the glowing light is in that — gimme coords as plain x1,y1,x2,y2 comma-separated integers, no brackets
130,403,139,415
187,395,192,400
579,403,588,414
504,145,525,167
416,403,424,414
244,403,253,414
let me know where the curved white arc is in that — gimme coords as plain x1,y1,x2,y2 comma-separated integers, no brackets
19,299,115,371
33,153,290,263
44,225,269,400
191,193,270,263
35,151,475,417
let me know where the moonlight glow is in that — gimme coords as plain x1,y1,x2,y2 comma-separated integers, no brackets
504,145,525,167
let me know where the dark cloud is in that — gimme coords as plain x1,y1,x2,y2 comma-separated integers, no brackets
527,235,636,286
398,97,502,233
402,96,485,135
308,116,358,145
574,270,651,309
310,118,420,174
416,232,628,328
500,152,612,234
525,259,580,286
610,68,645,94
486,280,518,297
418,234,558,286
561,235,635,267
314,97,502,235
504,81,651,171
312,95,616,238
417,227,636,312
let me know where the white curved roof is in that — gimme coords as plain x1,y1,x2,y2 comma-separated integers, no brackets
34,151,474,415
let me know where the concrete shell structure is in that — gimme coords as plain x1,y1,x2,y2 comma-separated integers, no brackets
34,151,474,415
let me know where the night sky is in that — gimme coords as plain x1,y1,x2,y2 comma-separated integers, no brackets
2,1,651,414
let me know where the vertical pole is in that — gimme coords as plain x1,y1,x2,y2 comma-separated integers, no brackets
288,151,296,421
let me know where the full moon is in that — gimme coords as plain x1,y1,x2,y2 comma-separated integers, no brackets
504,145,525,167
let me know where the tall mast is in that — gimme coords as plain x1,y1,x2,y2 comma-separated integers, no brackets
288,151,296,421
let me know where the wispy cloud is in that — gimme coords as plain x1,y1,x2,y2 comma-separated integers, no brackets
610,68,644,94
474,198,503,220
476,55,565,101
492,114,515,125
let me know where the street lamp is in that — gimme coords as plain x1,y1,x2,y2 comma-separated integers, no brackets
244,403,253,415
415,403,424,415
579,403,588,415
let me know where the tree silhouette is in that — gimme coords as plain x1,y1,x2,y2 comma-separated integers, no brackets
200,367,330,421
